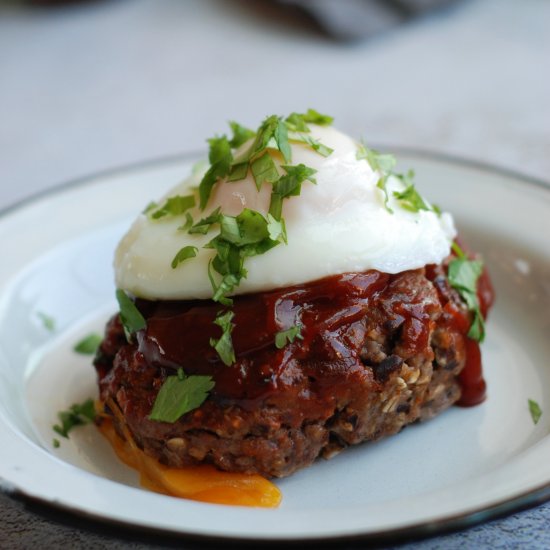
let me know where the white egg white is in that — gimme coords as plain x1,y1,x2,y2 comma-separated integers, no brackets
115,125,456,300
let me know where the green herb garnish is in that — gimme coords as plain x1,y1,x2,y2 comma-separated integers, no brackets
356,143,397,174
285,109,333,132
115,289,146,340
393,170,431,213
529,399,542,425
376,176,393,214
37,311,55,332
177,212,194,232
198,136,233,209
292,133,334,157
171,245,198,269
52,438,60,448
53,398,96,439
269,164,317,220
142,201,158,215
205,208,286,307
250,151,280,190
275,324,304,349
149,368,215,423
209,310,236,366
188,207,222,235
229,121,255,149
73,333,102,355
149,194,195,220
448,256,486,342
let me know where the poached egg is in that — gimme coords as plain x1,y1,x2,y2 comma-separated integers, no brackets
115,124,456,300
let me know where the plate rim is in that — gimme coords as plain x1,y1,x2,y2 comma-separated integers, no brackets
1,149,550,545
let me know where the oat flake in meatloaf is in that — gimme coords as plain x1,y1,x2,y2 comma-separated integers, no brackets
94,262,494,479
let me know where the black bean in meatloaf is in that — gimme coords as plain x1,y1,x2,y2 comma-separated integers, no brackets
94,264,485,479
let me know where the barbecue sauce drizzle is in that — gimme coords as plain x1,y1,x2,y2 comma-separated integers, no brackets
135,266,494,409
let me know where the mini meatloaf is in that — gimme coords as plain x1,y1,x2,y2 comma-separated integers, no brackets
94,261,494,479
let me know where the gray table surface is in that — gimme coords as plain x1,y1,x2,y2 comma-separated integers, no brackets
1,0,549,548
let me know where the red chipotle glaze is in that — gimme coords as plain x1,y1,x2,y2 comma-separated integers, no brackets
133,265,494,409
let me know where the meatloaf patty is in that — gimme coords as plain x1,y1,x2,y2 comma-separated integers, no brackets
94,261,493,478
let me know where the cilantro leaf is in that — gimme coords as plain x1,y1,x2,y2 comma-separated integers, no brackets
149,195,195,220
285,109,333,132
392,171,431,213
73,333,102,355
448,257,486,342
302,108,333,125
149,368,215,423
228,121,255,149
116,289,146,340
37,311,55,332
204,209,284,305
285,112,309,132
142,201,158,215
227,161,249,182
250,152,280,190
53,398,96,439
266,213,287,244
171,246,198,269
198,136,233,210
292,133,334,157
275,324,304,349
177,212,194,232
356,143,397,174
269,164,317,220
274,118,292,163
209,310,236,366
528,399,542,425
376,176,394,214
188,207,221,235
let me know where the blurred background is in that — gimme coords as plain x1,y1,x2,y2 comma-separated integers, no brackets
0,0,548,205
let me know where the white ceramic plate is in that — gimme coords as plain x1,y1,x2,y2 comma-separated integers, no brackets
0,152,549,543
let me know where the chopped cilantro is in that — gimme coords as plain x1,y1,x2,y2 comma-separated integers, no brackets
189,207,222,235
228,121,255,149
198,135,233,209
356,143,397,174
274,118,292,163
149,368,215,423
142,201,158,215
149,194,195,220
209,310,236,366
292,133,334,157
250,152,280,190
52,438,60,448
227,161,249,182
73,333,102,355
285,109,333,132
447,256,486,342
177,212,194,232
529,399,542,425
115,289,146,340
37,311,55,332
301,108,334,125
452,241,466,258
275,324,304,349
393,171,431,213
205,209,285,306
53,398,96,439
376,176,394,214
266,213,287,244
269,164,317,220
171,245,198,269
